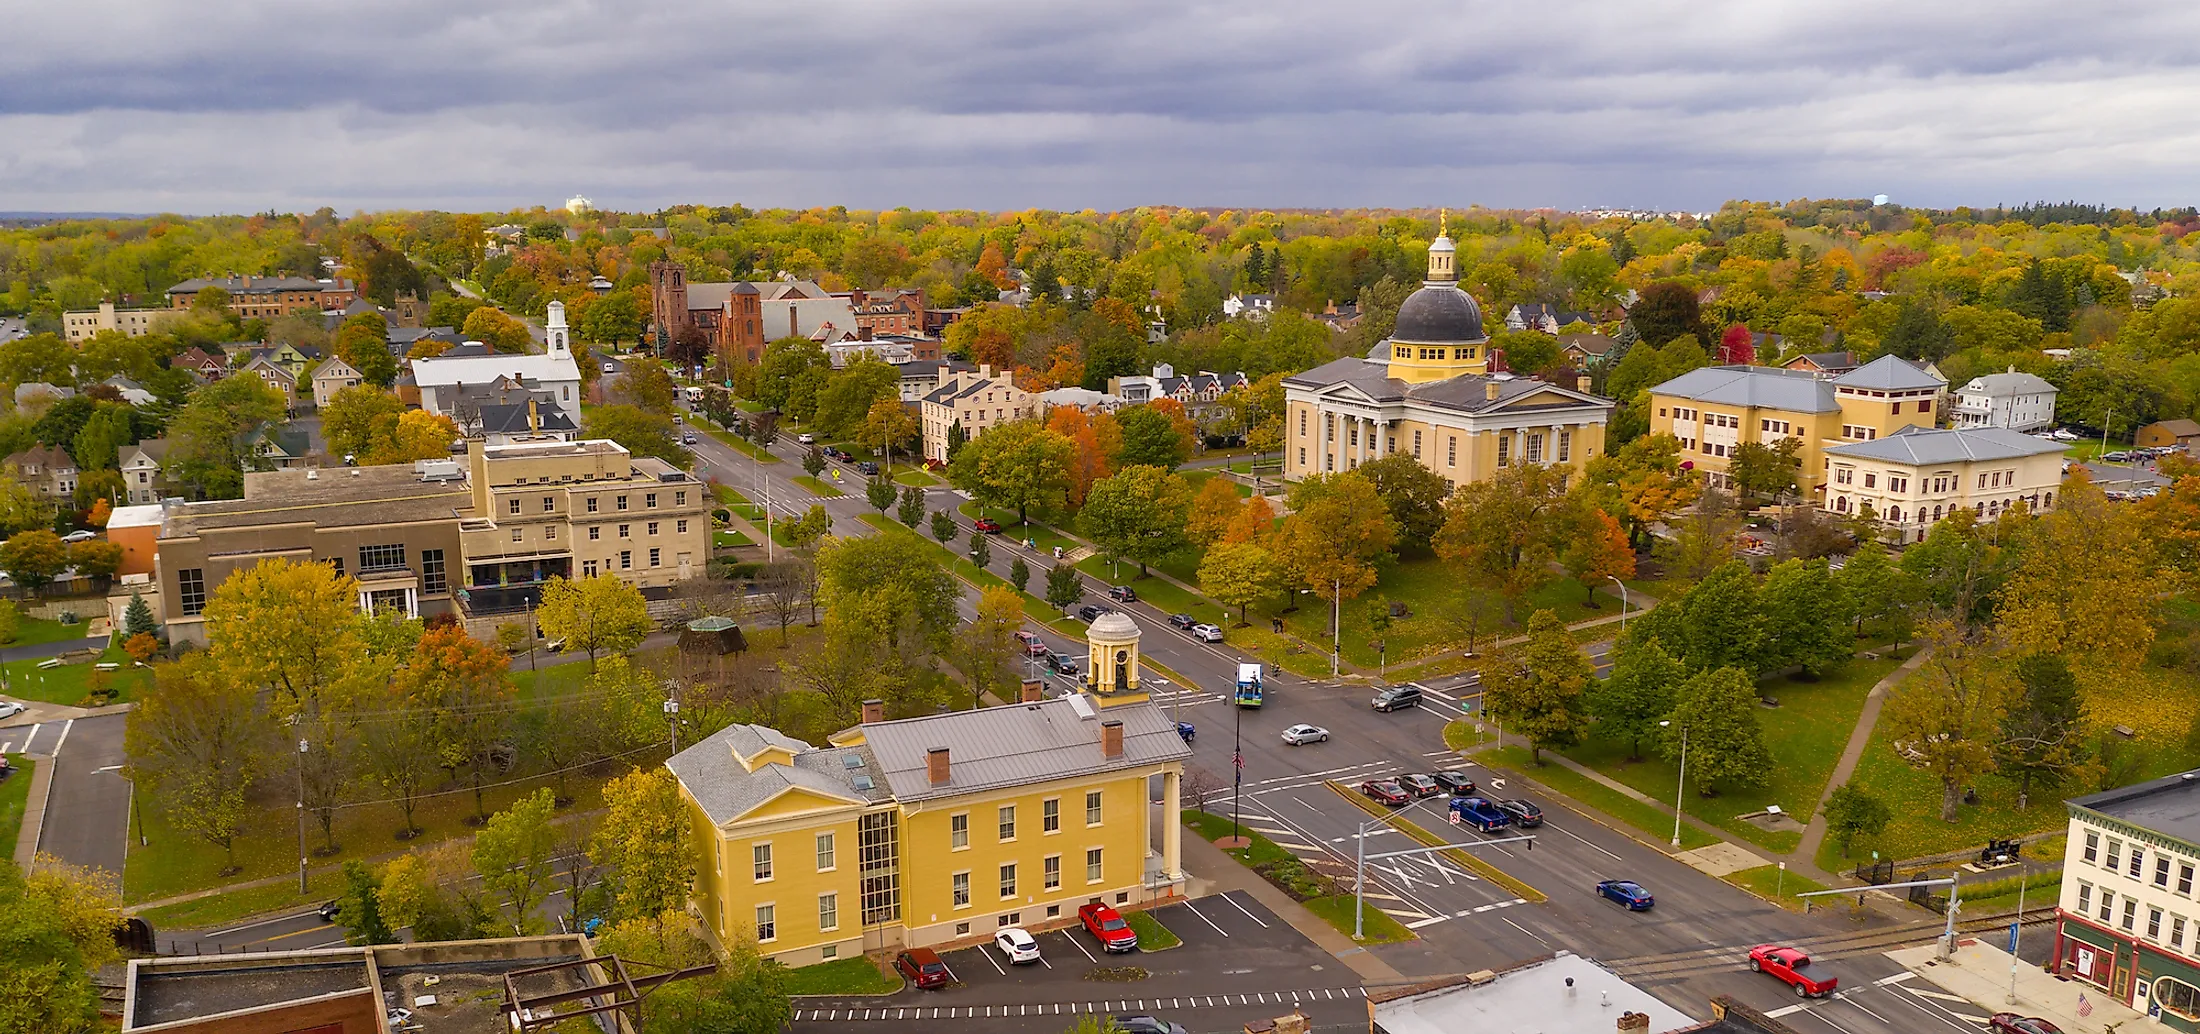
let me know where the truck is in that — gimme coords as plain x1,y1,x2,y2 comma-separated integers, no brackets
1234,663,1264,708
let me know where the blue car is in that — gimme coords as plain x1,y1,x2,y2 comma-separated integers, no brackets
1449,796,1511,832
1596,879,1654,911
1177,722,1195,743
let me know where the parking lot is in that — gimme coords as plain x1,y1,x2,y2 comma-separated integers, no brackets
788,891,1371,1033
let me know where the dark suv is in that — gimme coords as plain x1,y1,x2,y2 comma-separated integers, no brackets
1106,585,1139,603
1371,684,1423,712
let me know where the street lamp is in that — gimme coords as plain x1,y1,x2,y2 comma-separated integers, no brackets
1607,576,1629,631
1331,578,1341,679
1659,719,1688,847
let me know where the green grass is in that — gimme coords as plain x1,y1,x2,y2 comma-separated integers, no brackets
1124,910,1180,950
1181,809,1412,944
1953,868,2061,916
2063,437,2128,463
714,530,755,548
792,475,844,498
1483,744,1722,850
706,428,782,463
1721,864,1831,912
135,868,349,931
7,616,100,649
1179,469,1253,499
1299,895,1414,945
892,469,939,487
1273,556,1626,670
782,956,902,996
1560,654,1897,854
857,515,1083,632
1,647,151,706
0,754,32,852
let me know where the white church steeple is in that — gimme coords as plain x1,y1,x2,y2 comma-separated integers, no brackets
545,300,571,359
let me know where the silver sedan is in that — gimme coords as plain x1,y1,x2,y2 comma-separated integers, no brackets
1281,723,1330,745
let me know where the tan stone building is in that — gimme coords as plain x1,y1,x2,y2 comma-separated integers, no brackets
61,301,167,341
165,275,356,319
1822,425,2066,542
458,436,709,597
1645,355,1946,495
919,365,1039,464
1282,230,1613,490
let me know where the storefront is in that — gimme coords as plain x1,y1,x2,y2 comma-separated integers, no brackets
2057,911,2200,1032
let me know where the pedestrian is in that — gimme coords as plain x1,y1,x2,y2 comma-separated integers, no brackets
1053,545,1064,560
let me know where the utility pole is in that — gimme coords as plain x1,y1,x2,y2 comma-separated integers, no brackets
1608,576,1629,631
1331,578,1341,679
295,732,309,894
1661,719,1689,847
664,679,683,754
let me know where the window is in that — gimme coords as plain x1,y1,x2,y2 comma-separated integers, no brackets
817,833,836,872
1835,468,1853,485
359,544,406,572
2084,832,2100,863
1497,436,1510,467
178,568,207,616
1299,411,1307,437
678,520,688,534
1889,476,1908,493
1086,791,1103,826
649,548,661,567
1297,448,1306,466
1087,848,1104,883
2152,907,2165,940
755,904,775,942
421,550,446,594
953,872,970,907
753,843,773,881
1919,400,1931,414
509,498,522,515
1558,430,1572,463
620,550,632,569
1413,430,1423,457
589,526,601,540
2100,890,2115,923
1446,436,1457,467
587,497,599,513
617,495,629,511
1525,434,1543,464
583,560,598,576
2181,862,2193,895
2133,846,2147,879
2159,856,2174,888
2125,898,2139,931
1348,422,1358,447
1978,472,1989,489
546,525,558,541
511,528,523,543
998,805,1016,841
646,492,658,508
542,496,555,513
1044,855,1061,890
2161,978,2200,1021
819,893,839,932
1863,473,1876,489
2078,882,2093,914
1043,799,1060,833
951,814,968,849
619,524,631,538
999,912,1020,928
647,521,659,536
999,863,1017,898
2178,916,2190,950
822,944,838,960
1324,414,1333,442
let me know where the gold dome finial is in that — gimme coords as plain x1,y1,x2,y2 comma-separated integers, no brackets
1440,208,1447,237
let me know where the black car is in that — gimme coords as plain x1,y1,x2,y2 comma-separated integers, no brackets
1076,604,1116,622
1046,652,1081,676
1112,1017,1188,1034
858,461,880,475
1433,771,1479,796
1371,684,1423,712
1106,585,1139,603
1496,798,1544,827
1167,613,1195,630
823,446,849,462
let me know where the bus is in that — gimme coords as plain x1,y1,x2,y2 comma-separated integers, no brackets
1234,663,1264,708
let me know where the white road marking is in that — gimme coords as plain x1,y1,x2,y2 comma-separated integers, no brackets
1221,891,1270,928
49,718,71,758
1902,988,1971,1004
1178,898,1229,936
1404,914,1452,929
1500,915,1549,946
980,945,1005,975
1061,928,1098,963
1873,971,1918,986
16,723,39,754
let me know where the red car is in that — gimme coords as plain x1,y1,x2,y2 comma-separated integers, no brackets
1359,780,1411,806
1748,944,1836,998
974,518,1003,534
1079,902,1139,952
1988,1015,2063,1034
893,947,952,989
1014,630,1047,656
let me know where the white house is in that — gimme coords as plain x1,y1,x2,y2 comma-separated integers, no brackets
1952,368,2058,432
411,301,583,426
1222,293,1275,320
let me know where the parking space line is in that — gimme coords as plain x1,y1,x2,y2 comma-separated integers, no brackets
1178,898,1229,936
979,945,1005,975
1061,928,1098,963
1221,891,1270,927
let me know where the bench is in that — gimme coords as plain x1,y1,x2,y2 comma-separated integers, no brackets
35,658,62,670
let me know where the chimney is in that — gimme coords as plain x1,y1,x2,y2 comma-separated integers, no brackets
1617,1011,1651,1034
527,396,540,433
1577,375,1593,393
1485,380,1502,402
926,747,951,786
978,363,994,380
1021,679,1044,703
1101,720,1124,759
861,699,884,724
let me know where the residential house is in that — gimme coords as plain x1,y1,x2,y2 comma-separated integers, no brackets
1822,425,2065,542
923,307,970,337
172,346,227,381
14,382,74,408
1222,293,1276,320
919,364,1038,463
1106,364,1252,428
836,288,929,337
385,325,462,359
1952,369,2059,432
1782,351,1860,376
1037,387,1123,414
1645,355,1946,494
669,690,1190,968
2138,420,2200,452
1504,303,1596,334
241,424,311,469
1283,235,1613,490
469,398,580,445
165,275,355,318
5,444,78,499
2053,768,2200,1031
119,439,171,505
897,358,975,404
61,301,166,341
102,375,156,406
1557,332,1615,367
1313,298,1360,334
412,300,583,425
309,355,365,407
237,353,299,408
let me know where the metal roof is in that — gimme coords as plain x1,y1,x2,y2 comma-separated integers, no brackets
863,697,1190,803
1831,354,1945,391
666,723,886,825
1649,365,1840,412
1824,425,2065,465
1958,371,2057,397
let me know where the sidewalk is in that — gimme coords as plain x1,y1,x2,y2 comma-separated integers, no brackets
1793,646,1934,871
1887,939,2138,1034
1178,823,1404,983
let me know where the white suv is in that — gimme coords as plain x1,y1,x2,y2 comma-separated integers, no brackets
1189,623,1223,643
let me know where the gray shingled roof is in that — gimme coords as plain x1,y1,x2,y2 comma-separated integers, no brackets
1824,425,2064,465
1959,371,2057,397
1651,365,1840,412
1286,359,1609,416
666,723,889,826
863,698,1191,803
1832,354,1944,391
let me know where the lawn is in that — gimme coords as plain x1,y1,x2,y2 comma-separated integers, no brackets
705,428,782,463
1480,744,1722,851
857,515,1086,633
712,485,769,523
1274,556,1626,671
1124,910,1180,950
892,469,939,488
713,530,755,548
0,753,32,852
1,647,151,706
137,867,350,932
1299,895,1414,945
1560,654,1898,854
792,475,845,498
9,615,101,649
1179,469,1253,499
1721,864,1831,912
781,956,901,996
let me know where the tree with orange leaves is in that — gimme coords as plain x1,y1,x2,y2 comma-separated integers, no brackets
977,239,1014,289
1092,296,1144,336
1222,495,1276,544
1565,509,1637,607
1185,477,1243,549
1046,406,1122,506
399,623,516,824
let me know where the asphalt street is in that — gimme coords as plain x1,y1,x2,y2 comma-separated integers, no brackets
2,711,131,877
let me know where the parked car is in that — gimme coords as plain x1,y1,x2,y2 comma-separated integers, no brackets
1987,1015,2064,1034
1748,944,1837,997
1167,613,1195,630
858,461,880,476
974,518,1003,534
1596,879,1654,911
1076,604,1115,622
1397,773,1443,798
1495,799,1544,827
1448,796,1511,832
994,927,1042,964
60,530,97,543
1189,623,1224,643
894,947,953,989
1014,630,1045,655
1106,585,1139,603
1045,652,1080,676
1433,771,1478,796
1281,723,1329,745
1371,684,1423,712
0,700,26,722
796,432,816,445
603,361,616,373
1111,1017,1188,1034
1359,779,1411,806
1079,902,1138,952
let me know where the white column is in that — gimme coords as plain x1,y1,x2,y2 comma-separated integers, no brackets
1163,768,1183,881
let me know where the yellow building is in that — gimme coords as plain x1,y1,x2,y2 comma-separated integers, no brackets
1823,425,2066,542
668,693,1191,967
1644,355,1946,495
1282,228,1613,490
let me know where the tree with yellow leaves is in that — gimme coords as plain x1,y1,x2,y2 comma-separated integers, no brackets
592,768,696,923
1996,471,2163,692
0,855,123,1033
1880,619,2015,822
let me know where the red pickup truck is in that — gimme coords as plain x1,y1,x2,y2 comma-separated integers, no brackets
1749,944,1837,997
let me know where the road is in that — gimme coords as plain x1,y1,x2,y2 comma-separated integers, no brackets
1,711,132,877
161,856,603,954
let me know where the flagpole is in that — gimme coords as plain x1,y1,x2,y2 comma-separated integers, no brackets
1232,692,1244,842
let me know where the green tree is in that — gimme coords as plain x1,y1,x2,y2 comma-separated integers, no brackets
1492,329,1564,377
614,360,679,415
969,526,992,570
474,788,560,935
1728,437,1803,501
1672,560,1765,673
1592,638,1683,760
1995,653,2091,801
1663,667,1774,792
334,860,395,945
958,585,1025,708
1759,558,1853,677
860,398,919,470
1881,620,2015,821
1199,542,1284,625
1114,404,1192,470
536,572,653,670
897,485,926,529
802,446,826,478
815,532,961,666
1479,610,1594,762
65,540,123,583
0,530,67,594
1432,463,1573,623
333,312,398,387
461,306,534,354
320,384,406,461
865,474,896,513
1008,555,1030,593
931,508,957,543
583,403,692,466
1823,782,1892,856
1835,540,1895,638
1045,563,1084,610
167,373,289,500
1079,465,1192,576
1355,453,1451,553
0,856,123,1034
813,358,900,438
784,504,832,549
577,290,645,345
1626,281,1708,351
123,652,266,874
1274,472,1396,631
592,768,696,922
947,419,1074,525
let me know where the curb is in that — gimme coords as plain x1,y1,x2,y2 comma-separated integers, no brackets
1323,779,1546,904
11,752,52,869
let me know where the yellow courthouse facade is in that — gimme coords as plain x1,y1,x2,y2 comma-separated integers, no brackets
1644,355,1946,495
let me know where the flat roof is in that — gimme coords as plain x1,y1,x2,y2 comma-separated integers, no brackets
163,466,471,536
1372,953,1698,1034
2072,768,2200,847
131,957,369,1028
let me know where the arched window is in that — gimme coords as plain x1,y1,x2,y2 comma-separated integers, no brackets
2044,491,2054,507
1888,506,1901,523
2155,977,2200,1021
1835,496,1850,513
1931,505,1942,521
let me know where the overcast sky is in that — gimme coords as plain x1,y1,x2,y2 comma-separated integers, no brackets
3,0,2196,215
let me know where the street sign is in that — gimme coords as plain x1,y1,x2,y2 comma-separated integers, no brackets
1448,810,1461,826
2008,922,2020,954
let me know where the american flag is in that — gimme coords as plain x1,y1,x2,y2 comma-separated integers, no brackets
1233,750,1244,773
